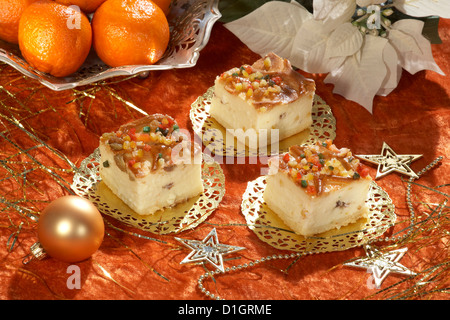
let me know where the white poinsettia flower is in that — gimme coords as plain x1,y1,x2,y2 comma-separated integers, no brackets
224,0,445,113
225,1,312,60
394,0,450,19
310,0,444,110
352,0,450,18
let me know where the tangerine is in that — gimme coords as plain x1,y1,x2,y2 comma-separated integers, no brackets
0,0,39,44
92,0,170,67
18,0,92,77
53,0,107,13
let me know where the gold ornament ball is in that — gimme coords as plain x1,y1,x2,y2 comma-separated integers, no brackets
37,196,105,263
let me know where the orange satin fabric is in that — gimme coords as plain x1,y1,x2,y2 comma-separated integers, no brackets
0,20,449,300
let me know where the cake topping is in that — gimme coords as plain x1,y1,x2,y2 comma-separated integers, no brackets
217,52,315,110
276,140,371,196
101,114,195,178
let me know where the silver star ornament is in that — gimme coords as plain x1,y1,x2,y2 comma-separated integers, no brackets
175,228,246,272
356,142,422,179
344,245,416,289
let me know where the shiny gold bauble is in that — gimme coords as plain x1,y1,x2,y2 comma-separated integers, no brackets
37,195,104,263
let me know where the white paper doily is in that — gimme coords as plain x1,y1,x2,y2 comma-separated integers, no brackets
241,176,396,254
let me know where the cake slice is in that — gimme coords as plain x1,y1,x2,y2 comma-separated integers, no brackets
99,114,203,215
263,140,372,237
210,52,315,148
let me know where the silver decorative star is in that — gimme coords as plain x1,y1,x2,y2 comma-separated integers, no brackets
356,142,422,179
344,245,416,289
175,228,246,272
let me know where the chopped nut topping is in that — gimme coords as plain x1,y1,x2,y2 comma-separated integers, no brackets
276,140,371,196
217,52,315,111
101,114,191,178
